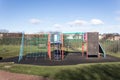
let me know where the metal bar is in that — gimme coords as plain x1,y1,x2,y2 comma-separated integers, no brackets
99,43,106,58
61,34,64,60
82,43,84,57
18,32,24,62
48,33,51,60
63,32,85,34
86,33,88,58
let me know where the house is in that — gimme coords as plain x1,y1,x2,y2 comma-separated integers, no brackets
100,33,120,41
0,33,22,38
0,33,3,39
99,34,105,40
107,35,120,41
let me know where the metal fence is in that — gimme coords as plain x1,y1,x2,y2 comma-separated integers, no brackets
99,40,120,54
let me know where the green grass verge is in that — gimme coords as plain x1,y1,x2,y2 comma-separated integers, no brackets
108,52,120,58
0,62,120,80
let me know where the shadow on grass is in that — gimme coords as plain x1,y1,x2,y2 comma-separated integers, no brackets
53,64,120,80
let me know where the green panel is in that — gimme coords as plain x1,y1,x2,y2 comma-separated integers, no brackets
24,34,48,58
63,32,84,34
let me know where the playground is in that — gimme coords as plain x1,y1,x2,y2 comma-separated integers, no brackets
0,32,120,80
0,32,120,65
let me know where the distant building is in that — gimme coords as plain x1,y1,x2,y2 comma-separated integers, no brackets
0,33,3,39
99,34,104,40
114,36,120,40
0,33,22,38
99,33,120,41
107,35,120,41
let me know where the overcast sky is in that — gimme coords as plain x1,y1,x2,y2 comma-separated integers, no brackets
0,0,120,33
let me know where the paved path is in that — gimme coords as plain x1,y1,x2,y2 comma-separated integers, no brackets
0,70,48,80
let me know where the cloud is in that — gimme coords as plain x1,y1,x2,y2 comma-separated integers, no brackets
67,20,87,26
29,18,41,24
116,17,120,21
52,24,63,32
53,24,62,28
115,10,120,14
90,19,104,25
67,19,104,26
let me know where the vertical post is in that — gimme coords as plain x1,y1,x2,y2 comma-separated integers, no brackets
82,33,84,57
48,33,51,60
82,43,84,57
61,34,64,60
85,33,88,59
18,32,24,62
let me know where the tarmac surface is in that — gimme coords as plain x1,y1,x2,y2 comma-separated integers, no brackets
0,53,120,66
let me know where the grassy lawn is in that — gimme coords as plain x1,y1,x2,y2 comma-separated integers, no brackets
0,45,47,59
0,40,120,58
0,45,20,58
0,41,120,80
108,52,120,58
0,62,120,80
100,40,120,58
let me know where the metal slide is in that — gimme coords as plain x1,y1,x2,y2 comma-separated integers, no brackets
99,43,106,58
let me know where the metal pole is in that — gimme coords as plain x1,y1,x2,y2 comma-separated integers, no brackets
61,34,64,60
48,33,51,60
18,32,24,62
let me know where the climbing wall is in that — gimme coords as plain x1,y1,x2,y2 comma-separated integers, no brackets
87,32,99,56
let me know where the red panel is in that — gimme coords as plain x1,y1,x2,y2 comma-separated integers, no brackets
61,34,64,60
48,33,51,60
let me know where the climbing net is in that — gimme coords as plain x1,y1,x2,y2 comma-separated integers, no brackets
18,33,48,61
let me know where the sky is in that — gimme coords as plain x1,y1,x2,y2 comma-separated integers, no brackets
0,0,120,34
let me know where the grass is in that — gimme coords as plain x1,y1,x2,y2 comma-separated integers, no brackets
100,40,120,58
0,41,120,80
0,45,20,58
0,40,120,58
0,45,48,59
108,52,120,58
0,62,120,80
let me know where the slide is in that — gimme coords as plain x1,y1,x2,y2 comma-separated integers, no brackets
99,43,106,58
